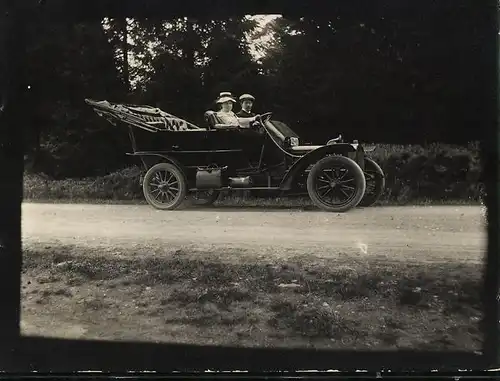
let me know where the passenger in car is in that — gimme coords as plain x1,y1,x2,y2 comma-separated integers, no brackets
214,92,240,129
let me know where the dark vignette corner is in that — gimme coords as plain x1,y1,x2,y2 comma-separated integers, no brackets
0,0,497,373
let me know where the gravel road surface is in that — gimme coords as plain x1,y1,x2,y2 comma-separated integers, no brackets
22,203,486,264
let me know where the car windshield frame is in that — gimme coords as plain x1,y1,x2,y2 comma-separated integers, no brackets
267,120,301,140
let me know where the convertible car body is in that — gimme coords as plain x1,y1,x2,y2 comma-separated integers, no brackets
85,98,385,212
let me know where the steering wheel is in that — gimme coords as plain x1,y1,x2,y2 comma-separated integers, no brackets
250,112,271,133
258,112,273,122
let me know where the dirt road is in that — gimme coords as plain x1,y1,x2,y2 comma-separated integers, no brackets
20,203,486,350
22,203,486,264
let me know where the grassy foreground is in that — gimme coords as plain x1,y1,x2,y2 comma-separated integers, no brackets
22,245,483,350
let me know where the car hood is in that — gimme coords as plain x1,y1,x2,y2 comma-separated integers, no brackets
290,143,360,153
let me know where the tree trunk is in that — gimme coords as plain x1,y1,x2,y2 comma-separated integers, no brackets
119,17,130,93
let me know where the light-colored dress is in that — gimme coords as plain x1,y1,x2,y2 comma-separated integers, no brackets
216,111,240,126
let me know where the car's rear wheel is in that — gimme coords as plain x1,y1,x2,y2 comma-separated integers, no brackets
191,189,220,206
306,155,366,212
358,158,385,207
143,162,187,210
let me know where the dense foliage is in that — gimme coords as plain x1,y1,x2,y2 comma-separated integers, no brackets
24,143,485,204
19,3,491,180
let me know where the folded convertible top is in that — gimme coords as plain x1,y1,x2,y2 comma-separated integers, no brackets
85,98,206,132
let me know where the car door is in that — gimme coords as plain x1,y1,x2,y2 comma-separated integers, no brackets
204,128,265,169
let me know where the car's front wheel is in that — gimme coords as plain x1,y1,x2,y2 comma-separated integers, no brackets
142,162,187,210
306,155,366,212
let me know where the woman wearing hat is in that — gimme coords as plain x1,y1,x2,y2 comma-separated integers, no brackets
214,92,240,129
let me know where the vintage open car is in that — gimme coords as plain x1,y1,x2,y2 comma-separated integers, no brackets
85,99,385,212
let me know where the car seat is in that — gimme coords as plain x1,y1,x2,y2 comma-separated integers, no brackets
204,111,222,130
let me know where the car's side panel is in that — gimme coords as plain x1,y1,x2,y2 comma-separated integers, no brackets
202,129,270,171
204,129,266,164
130,147,263,188
130,127,267,174
132,129,210,152
279,143,362,190
131,151,230,188
130,150,241,167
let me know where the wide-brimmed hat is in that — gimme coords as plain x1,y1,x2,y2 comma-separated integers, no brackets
216,94,236,104
239,93,255,102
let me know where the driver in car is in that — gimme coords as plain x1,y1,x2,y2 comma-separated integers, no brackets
214,92,260,130
236,93,260,130
236,94,256,117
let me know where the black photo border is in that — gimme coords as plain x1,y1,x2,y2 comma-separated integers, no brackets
0,0,498,373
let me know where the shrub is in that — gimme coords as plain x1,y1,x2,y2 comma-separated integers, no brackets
368,143,483,203
23,143,484,204
24,166,144,201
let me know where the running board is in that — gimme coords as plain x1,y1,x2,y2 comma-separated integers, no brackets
189,187,281,192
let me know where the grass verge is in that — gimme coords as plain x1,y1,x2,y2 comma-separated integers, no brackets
22,245,483,350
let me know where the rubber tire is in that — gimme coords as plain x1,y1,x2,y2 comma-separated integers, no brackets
191,190,221,207
307,155,366,212
142,162,188,210
358,158,385,207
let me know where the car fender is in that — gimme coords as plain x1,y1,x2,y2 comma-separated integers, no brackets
279,143,364,190
127,152,189,182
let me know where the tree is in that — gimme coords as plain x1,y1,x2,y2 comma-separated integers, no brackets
202,17,260,102
141,17,260,123
25,18,128,177
259,3,489,145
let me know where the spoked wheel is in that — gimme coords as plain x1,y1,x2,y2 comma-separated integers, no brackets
358,158,385,207
307,155,366,212
142,162,187,210
191,189,220,207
